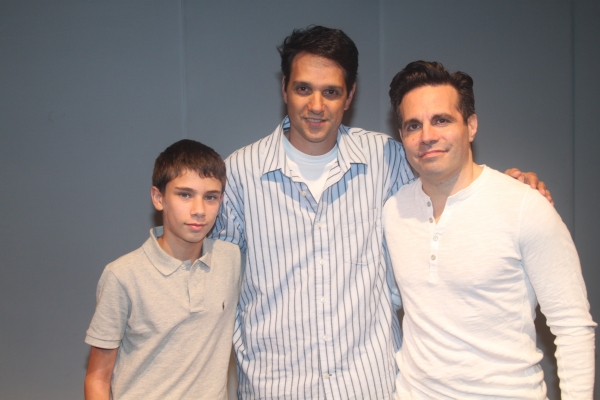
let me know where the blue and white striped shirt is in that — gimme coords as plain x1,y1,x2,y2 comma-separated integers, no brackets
213,117,414,399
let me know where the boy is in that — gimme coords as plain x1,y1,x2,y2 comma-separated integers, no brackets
84,139,242,399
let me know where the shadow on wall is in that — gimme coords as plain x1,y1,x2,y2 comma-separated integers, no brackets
535,308,560,399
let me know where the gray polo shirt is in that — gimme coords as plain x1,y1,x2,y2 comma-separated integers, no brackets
86,227,242,399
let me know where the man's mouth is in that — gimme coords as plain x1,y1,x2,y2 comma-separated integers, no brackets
420,150,445,158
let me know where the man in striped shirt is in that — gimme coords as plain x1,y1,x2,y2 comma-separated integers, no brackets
212,26,548,400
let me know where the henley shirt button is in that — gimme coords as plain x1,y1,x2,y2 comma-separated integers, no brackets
324,373,330,379
320,259,325,265
429,217,434,223
323,335,328,341
301,191,306,196
321,297,326,303
427,201,431,207
433,236,438,241
431,254,436,260
317,222,322,228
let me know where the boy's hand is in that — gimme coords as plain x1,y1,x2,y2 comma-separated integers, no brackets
505,168,554,206
84,346,117,400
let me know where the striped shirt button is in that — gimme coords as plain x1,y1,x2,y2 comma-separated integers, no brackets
431,254,436,260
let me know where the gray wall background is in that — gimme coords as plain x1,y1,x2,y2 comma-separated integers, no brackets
1,1,598,398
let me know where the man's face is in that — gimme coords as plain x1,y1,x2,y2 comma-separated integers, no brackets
398,84,477,184
282,52,356,155
151,170,223,260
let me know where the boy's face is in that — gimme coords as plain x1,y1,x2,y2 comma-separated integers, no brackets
151,170,223,260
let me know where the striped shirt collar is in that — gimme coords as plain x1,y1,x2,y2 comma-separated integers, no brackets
261,116,369,177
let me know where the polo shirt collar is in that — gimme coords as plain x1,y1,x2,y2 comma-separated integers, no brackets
143,227,213,276
261,116,368,177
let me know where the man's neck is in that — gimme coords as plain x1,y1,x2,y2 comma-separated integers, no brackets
421,162,483,222
284,129,338,156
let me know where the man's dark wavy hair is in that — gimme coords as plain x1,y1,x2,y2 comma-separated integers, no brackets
389,61,475,126
278,25,358,92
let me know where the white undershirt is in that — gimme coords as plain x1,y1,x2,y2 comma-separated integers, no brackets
283,134,338,202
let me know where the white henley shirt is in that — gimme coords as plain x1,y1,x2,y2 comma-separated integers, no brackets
383,166,595,399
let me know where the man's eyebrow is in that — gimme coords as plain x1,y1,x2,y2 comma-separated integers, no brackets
402,118,421,128
431,113,456,121
291,81,343,91
291,80,312,86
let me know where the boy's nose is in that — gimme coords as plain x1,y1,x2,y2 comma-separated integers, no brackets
191,199,205,216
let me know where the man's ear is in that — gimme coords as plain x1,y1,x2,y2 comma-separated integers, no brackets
467,114,478,142
344,82,357,110
281,76,288,104
151,186,164,211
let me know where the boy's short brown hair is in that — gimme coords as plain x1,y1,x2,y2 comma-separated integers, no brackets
152,139,226,193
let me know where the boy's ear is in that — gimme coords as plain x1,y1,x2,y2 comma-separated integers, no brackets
151,186,165,211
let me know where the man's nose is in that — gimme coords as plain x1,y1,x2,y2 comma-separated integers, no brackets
308,93,324,114
421,124,439,144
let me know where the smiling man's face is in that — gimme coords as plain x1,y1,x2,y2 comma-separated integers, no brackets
282,52,355,156
398,84,477,185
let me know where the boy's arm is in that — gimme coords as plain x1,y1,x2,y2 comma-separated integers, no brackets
84,346,117,400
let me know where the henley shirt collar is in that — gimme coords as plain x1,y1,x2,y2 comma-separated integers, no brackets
416,165,490,213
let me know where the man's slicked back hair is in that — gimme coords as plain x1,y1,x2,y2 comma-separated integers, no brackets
152,139,226,193
278,25,358,92
389,61,475,126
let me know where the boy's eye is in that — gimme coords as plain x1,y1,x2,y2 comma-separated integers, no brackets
178,192,192,198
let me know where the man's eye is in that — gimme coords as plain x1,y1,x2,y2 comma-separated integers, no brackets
323,89,340,98
405,123,420,131
434,118,449,125
296,86,310,94
178,192,191,198
205,195,216,201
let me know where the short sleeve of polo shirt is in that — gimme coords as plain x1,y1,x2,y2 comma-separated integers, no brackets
85,268,130,349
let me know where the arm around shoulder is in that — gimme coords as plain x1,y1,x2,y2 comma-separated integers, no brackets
84,346,117,400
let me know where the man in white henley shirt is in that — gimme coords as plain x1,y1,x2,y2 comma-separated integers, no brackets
383,61,595,399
